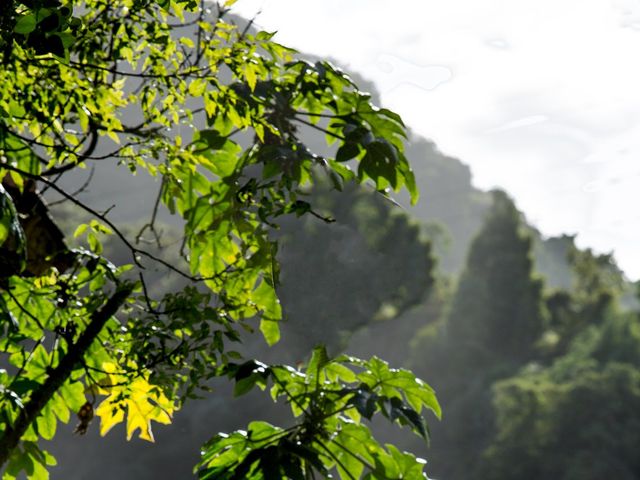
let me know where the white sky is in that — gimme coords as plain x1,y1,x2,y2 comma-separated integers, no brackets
232,0,640,280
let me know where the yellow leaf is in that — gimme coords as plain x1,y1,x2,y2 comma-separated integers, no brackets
96,397,125,437
94,363,176,442
244,63,257,91
179,37,195,48
125,378,173,441
9,171,24,192
188,78,207,97
106,131,121,144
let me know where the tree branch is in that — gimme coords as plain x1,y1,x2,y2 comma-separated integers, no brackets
2,163,229,282
0,284,134,468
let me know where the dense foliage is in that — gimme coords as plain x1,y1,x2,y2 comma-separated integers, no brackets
408,190,640,480
407,191,545,478
0,1,442,478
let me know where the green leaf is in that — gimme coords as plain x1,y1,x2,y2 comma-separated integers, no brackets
36,403,57,441
14,14,37,34
233,360,269,397
336,142,360,163
349,387,377,420
73,223,88,238
306,345,330,384
398,403,429,441
179,37,195,48
87,231,102,254
195,129,227,150
259,318,280,347
328,160,355,182
233,374,260,397
253,280,281,345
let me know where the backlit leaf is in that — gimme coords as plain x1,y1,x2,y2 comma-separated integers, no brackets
94,363,176,442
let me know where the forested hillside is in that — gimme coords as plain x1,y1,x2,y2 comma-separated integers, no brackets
407,191,639,480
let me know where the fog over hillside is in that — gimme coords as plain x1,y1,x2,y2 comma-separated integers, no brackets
233,0,640,281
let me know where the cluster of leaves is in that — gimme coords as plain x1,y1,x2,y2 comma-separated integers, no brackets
0,253,135,477
0,0,434,478
6,0,78,58
197,347,440,480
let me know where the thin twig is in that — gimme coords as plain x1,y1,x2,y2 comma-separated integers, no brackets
47,165,95,207
135,177,165,247
293,117,346,142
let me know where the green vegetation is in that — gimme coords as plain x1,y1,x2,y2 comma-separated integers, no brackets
408,190,546,478
408,190,640,480
0,1,440,478
2,1,639,479
445,190,545,367
275,182,434,358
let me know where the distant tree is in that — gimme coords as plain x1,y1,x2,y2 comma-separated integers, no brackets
454,245,638,480
408,189,547,480
544,245,626,357
484,315,640,480
276,182,434,359
0,1,441,478
445,189,546,368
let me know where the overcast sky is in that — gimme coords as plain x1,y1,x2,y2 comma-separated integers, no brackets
232,0,640,280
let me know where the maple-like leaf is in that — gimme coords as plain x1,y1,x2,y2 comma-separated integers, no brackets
94,363,175,442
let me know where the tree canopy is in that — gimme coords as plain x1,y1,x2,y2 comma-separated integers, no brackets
407,188,640,480
0,1,440,478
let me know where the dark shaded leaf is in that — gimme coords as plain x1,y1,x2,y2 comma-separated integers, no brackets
38,13,60,33
45,34,65,57
280,454,305,480
197,130,227,150
336,142,360,163
281,439,327,474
